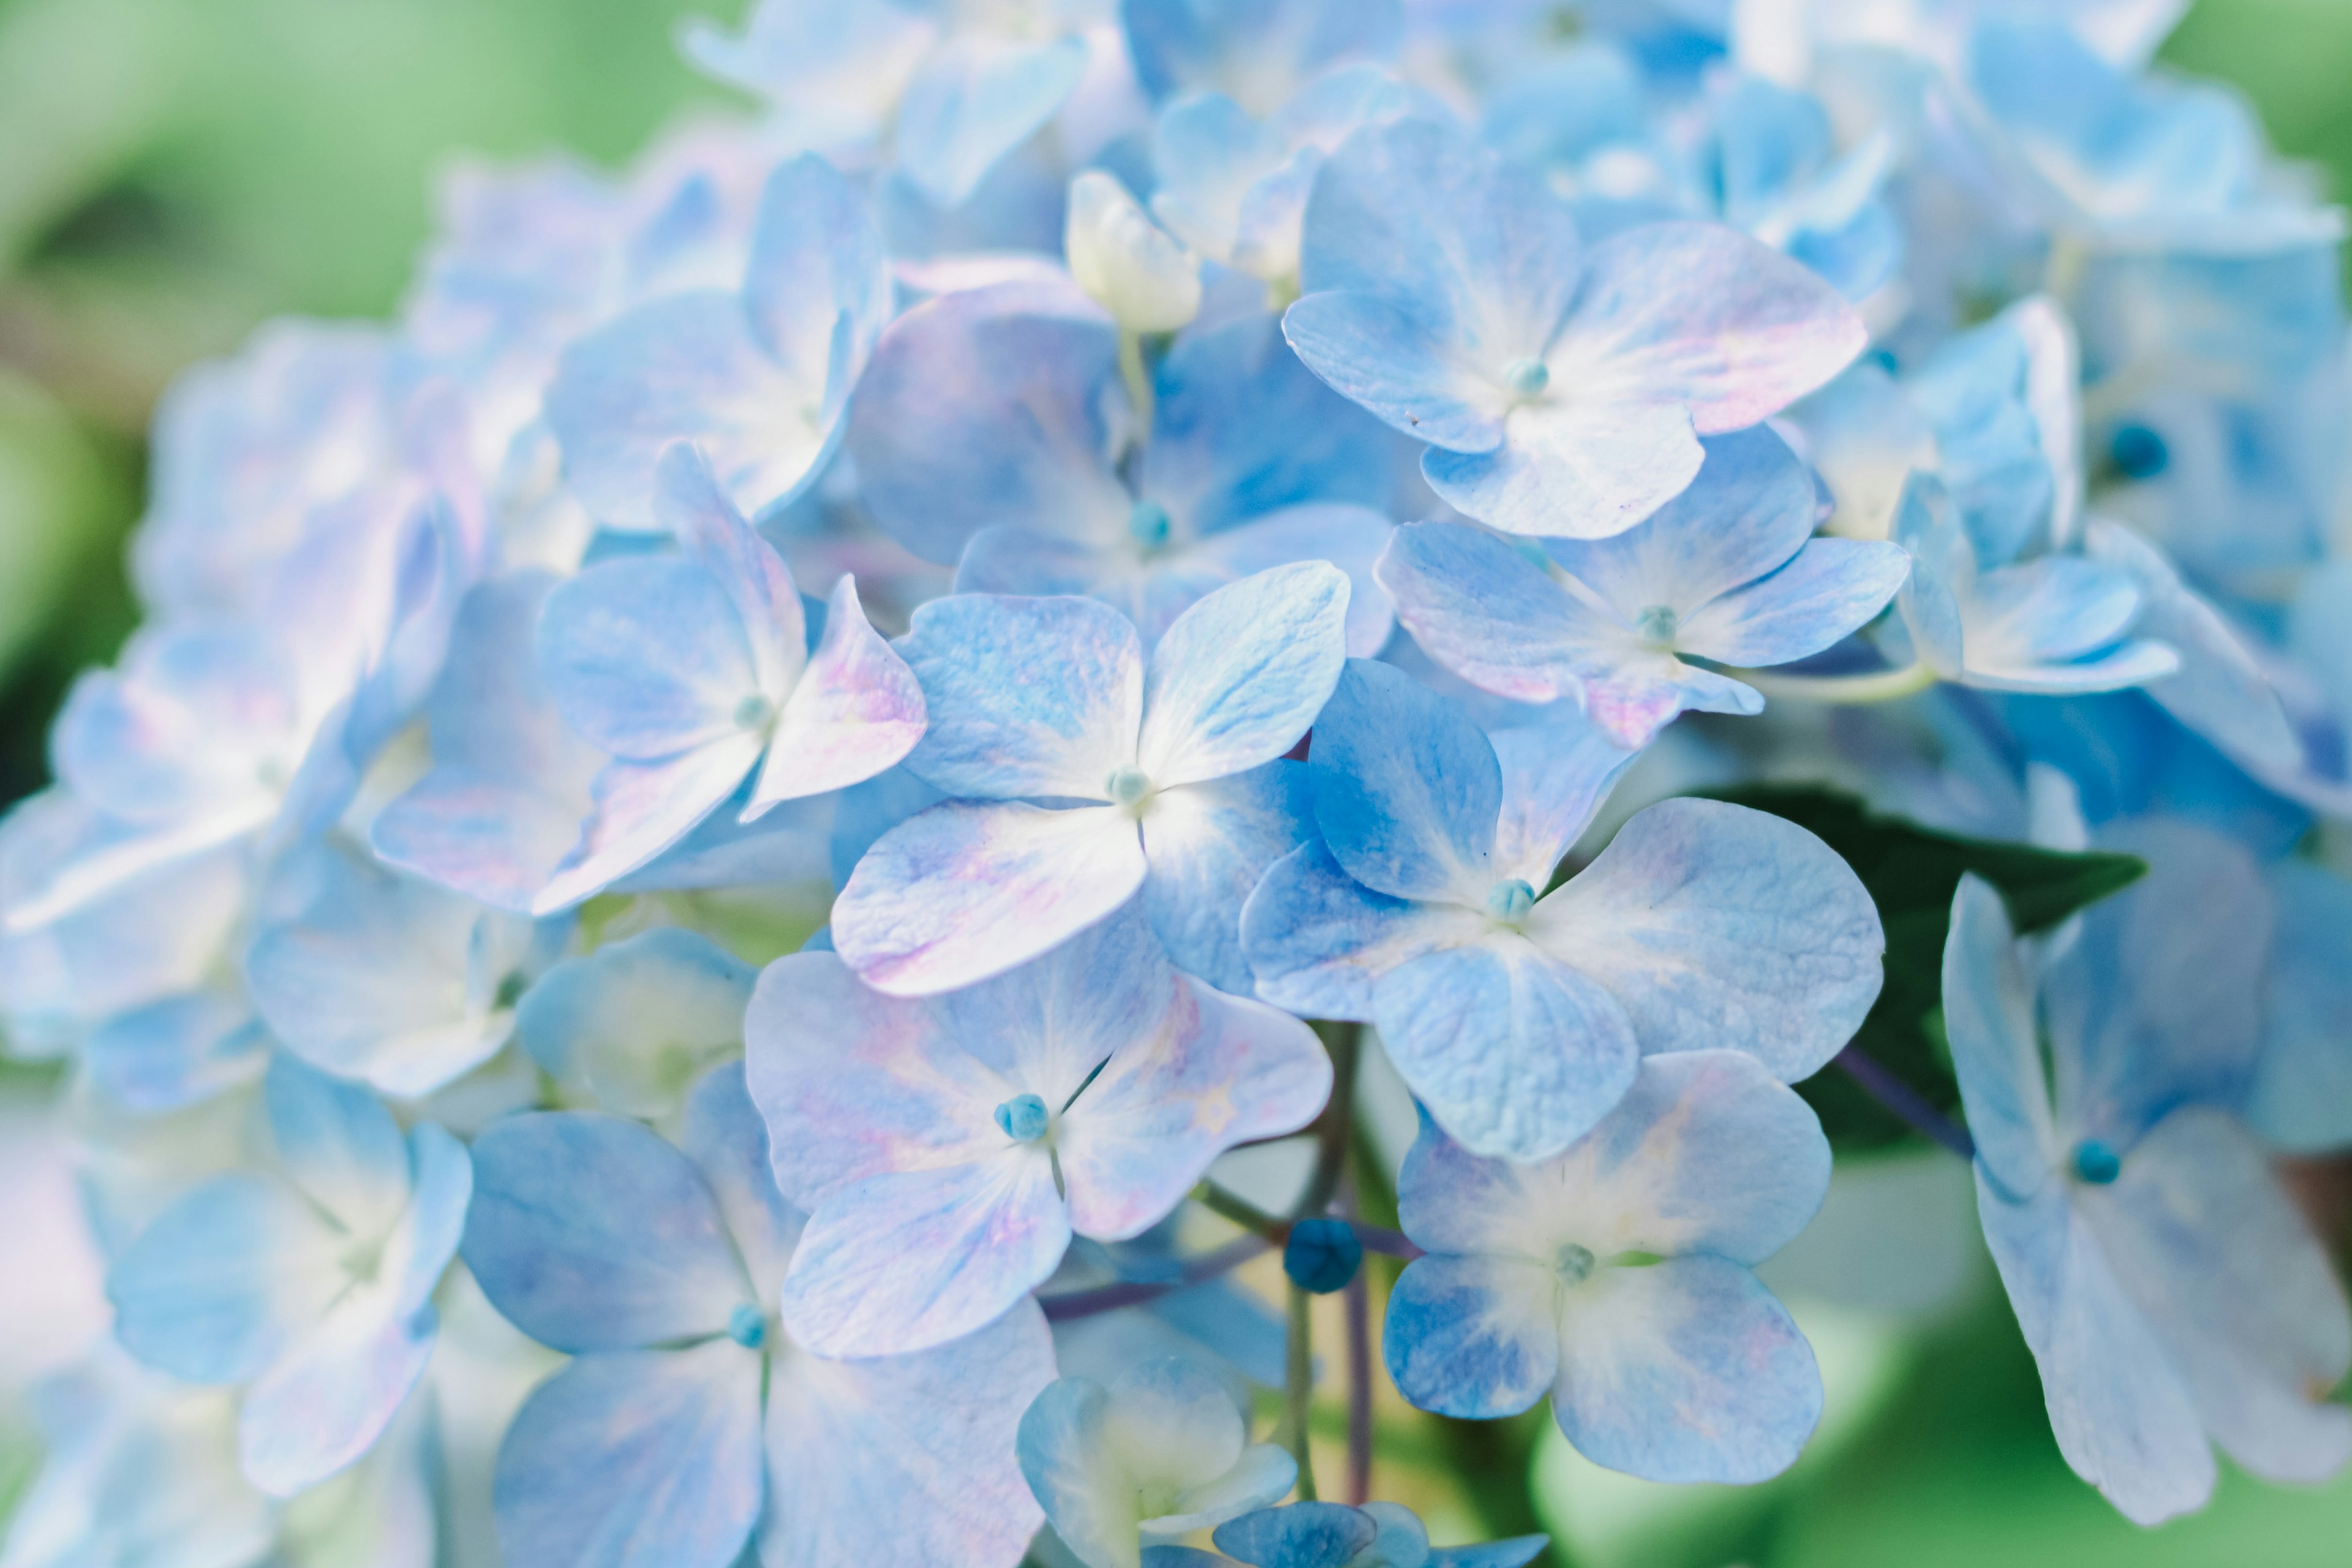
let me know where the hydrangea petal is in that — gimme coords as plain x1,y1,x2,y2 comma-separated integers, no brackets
462,1112,750,1352
1487,717,1633,889
1420,399,1704,541
532,736,769,914
831,801,1150,997
537,555,760,760
238,1286,436,1496
1550,1254,1821,1485
518,927,756,1122
1377,522,1593,705
780,1152,1069,1356
1137,562,1349,788
1528,799,1883,1082
1280,292,1507,452
2247,862,2352,1153
1242,841,1486,1020
1940,876,2059,1200
1308,658,1501,903
895,36,1089,209
1138,761,1314,993
491,1342,764,1568
264,1054,414,1240
751,575,927,815
1675,537,1911,668
106,1175,342,1384
1382,1254,1559,1420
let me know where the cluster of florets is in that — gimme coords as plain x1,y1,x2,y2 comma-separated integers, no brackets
4,1,2351,1565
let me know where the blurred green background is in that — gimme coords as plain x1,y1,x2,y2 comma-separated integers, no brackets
0,1,2348,1563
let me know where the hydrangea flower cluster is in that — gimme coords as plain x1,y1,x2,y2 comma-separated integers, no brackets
4,0,2351,1562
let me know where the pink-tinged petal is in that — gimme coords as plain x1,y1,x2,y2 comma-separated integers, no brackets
831,802,1150,997
238,1286,435,1496
1551,1254,1821,1485
1058,981,1330,1240
938,905,1180,1110
1580,652,1762,751
748,576,925,816
1421,401,1703,542
1552,222,1867,434
531,738,764,914
762,1300,1053,1568
1376,522,1594,705
744,951,1009,1209
780,1153,1069,1357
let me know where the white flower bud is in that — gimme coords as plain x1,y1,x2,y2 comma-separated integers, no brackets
1065,170,1202,334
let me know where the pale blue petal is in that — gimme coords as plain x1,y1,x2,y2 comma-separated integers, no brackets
1377,521,1596,705
462,1112,750,1351
1017,1377,1130,1568
371,769,597,917
537,555,758,759
751,575,927,812
1241,840,1483,1019
1058,979,1330,1239
780,1152,1069,1356
1942,875,2060,1200
1975,1174,2215,1525
2094,1109,2352,1485
1210,1501,1375,1568
831,801,1150,997
1138,761,1314,993
942,904,1180,1106
1487,716,1634,890
896,36,1088,208
1281,292,1507,451
1384,1253,1559,1420
1420,399,1704,541
1959,638,2180,695
1529,799,1884,1082
761,1298,1055,1568
1550,1255,1820,1485
742,153,888,398
1674,538,1910,668
654,443,807,702
393,1122,472,1316
847,281,1128,565
1544,426,1820,616
238,1287,436,1496
265,1054,413,1239
744,951,1008,1208
1376,939,1640,1161
1964,556,2143,667
546,292,831,529
532,737,769,913
1125,0,1401,105
50,625,300,827
1137,562,1350,787
83,991,268,1113
1549,221,1866,437
1173,503,1396,658
1575,650,1763,752
491,1342,764,1568
1297,118,1578,375
681,1062,804,1306
107,1174,339,1383
518,927,753,1118
2248,862,2352,1153
1308,658,1500,902
900,592,1145,801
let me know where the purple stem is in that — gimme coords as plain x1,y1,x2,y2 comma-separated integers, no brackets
1834,1044,1976,1159
1038,1236,1268,1321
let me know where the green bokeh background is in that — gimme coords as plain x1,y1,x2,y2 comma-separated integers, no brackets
0,1,2348,1562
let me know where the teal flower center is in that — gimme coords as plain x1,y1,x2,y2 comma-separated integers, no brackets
995,1093,1050,1142
728,1303,767,1349
733,693,774,730
1106,766,1154,809
1554,1242,1596,1285
1634,605,1678,648
2071,1139,2122,1185
1486,878,1536,924
1128,499,1173,550
1502,357,1550,399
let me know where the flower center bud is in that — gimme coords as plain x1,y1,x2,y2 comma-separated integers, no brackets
1106,766,1154,810
1554,1242,1597,1285
733,693,774,731
995,1093,1050,1142
1486,878,1536,924
727,1303,767,1349
2071,1138,2122,1185
1634,605,1678,647
1503,357,1550,399
1128,499,1173,550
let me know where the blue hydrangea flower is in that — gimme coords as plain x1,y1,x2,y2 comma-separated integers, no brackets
1383,1050,1831,1484
1211,1501,1546,1568
2245,858,2352,1156
515,926,756,1123
104,1055,472,1497
1378,428,1911,748
687,0,1093,209
463,1062,1056,1568
1243,658,1883,1159
1018,1356,1297,1568
845,279,1396,653
1942,832,2352,1526
533,443,925,911
244,843,557,1099
1282,117,1866,538
830,562,1348,995
371,571,603,913
545,154,888,530
745,908,1330,1355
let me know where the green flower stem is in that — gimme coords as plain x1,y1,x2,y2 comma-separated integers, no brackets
1733,660,1939,704
1286,1278,1317,1502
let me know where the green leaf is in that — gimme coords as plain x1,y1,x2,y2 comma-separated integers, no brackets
1695,785,2146,1152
